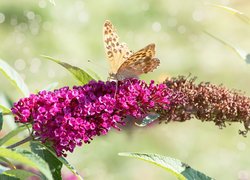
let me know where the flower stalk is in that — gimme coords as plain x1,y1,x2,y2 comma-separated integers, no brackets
7,136,33,149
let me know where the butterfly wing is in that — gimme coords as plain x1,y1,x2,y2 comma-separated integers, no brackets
103,20,133,75
116,43,160,80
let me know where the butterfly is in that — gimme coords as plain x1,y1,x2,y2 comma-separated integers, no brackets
103,20,160,81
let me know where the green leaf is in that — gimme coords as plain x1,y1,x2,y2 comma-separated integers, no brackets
0,125,30,146
207,3,250,25
0,156,15,169
57,155,83,180
0,59,29,97
85,68,102,81
0,169,38,180
0,104,12,115
135,113,159,127
31,142,83,180
204,31,250,63
0,112,3,131
42,55,95,85
0,148,53,180
118,152,213,180
85,60,105,81
30,142,62,180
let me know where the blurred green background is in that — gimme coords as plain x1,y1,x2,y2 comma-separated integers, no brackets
1,0,250,179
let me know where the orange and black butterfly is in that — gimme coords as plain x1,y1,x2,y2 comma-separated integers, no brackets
103,20,160,81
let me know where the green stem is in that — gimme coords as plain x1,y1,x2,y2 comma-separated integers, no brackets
6,136,33,149
3,112,13,116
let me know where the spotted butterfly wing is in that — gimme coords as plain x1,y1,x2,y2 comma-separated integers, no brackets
103,20,160,80
103,20,133,76
116,43,160,80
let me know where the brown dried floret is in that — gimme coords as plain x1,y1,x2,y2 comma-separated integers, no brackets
158,75,250,136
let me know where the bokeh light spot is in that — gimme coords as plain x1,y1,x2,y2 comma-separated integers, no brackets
14,59,26,71
192,10,204,22
0,13,5,24
152,22,161,32
237,141,246,151
17,23,28,31
30,58,41,73
38,0,47,8
29,22,40,35
26,11,35,20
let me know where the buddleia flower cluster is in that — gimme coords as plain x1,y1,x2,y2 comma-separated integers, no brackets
12,79,184,156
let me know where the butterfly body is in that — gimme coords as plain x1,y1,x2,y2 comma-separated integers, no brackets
103,20,160,81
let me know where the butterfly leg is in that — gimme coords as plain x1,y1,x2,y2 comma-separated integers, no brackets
114,80,118,98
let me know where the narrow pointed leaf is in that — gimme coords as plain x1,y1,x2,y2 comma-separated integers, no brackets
204,31,250,63
0,104,11,114
42,55,95,85
0,169,38,179
30,142,62,180
32,141,83,180
207,3,250,25
86,59,105,80
0,148,53,180
86,68,102,81
56,154,83,180
135,113,159,127
0,59,29,97
0,156,15,169
0,125,30,146
119,152,213,180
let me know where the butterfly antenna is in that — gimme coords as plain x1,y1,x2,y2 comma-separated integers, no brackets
87,59,109,71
